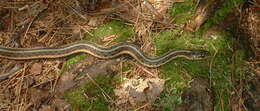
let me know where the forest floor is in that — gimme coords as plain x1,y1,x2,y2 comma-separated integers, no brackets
0,0,259,111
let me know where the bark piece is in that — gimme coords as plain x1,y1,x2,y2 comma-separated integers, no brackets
238,1,260,59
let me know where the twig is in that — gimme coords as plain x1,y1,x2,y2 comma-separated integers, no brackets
86,2,129,16
143,0,163,20
247,61,260,64
209,43,218,88
134,102,149,111
249,0,260,8
85,73,114,103
23,2,48,40
0,65,22,82
62,1,87,20
134,62,156,77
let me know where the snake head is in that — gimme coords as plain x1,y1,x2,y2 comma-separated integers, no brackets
188,50,210,60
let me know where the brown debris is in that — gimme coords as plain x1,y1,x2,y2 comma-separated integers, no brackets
238,1,260,60
0,0,180,110
30,63,43,75
39,105,52,111
243,77,260,111
0,65,22,81
50,98,72,111
185,0,225,32
231,74,260,111
176,78,214,111
114,78,165,109
203,7,240,38
28,88,49,105
56,59,119,96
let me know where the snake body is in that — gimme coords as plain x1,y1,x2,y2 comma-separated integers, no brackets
0,42,210,67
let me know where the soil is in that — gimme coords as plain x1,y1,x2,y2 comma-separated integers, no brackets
0,0,259,111
175,78,214,111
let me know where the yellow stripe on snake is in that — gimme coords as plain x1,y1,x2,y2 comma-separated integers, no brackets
0,41,210,67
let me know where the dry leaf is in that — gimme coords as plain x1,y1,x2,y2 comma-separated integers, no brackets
28,88,49,104
114,78,165,107
30,63,42,75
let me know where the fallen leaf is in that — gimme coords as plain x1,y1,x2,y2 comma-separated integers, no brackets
28,88,49,104
30,63,42,75
114,78,165,107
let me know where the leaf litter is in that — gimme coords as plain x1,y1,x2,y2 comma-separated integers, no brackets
114,78,165,108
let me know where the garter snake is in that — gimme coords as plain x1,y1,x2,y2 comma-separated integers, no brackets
0,41,210,67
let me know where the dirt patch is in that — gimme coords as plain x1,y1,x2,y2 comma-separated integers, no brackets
231,70,260,111
242,76,260,111
176,78,214,111
56,58,119,96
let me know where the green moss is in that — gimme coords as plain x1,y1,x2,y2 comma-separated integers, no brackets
60,54,87,73
169,0,196,24
198,0,244,34
61,20,135,73
62,20,134,110
62,0,247,109
153,81,186,111
65,75,119,111
211,0,244,25
85,20,135,43
154,28,246,110
169,0,244,34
